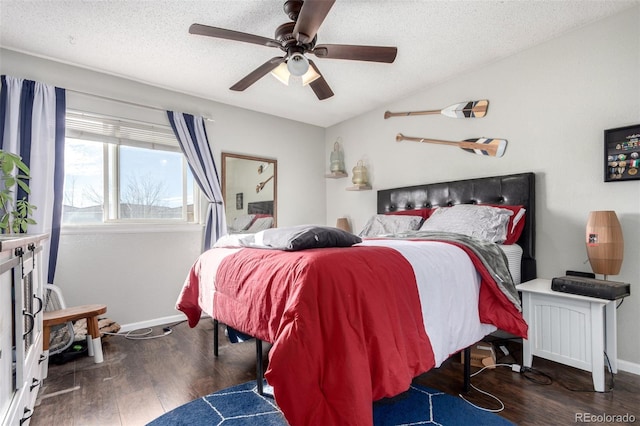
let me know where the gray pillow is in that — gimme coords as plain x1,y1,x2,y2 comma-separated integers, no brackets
244,225,362,251
359,214,423,237
419,204,513,243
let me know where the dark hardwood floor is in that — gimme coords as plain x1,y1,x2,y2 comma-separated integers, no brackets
32,319,640,425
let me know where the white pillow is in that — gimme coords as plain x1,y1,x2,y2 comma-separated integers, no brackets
419,204,513,243
246,216,274,232
214,233,252,248
229,214,256,232
359,214,423,237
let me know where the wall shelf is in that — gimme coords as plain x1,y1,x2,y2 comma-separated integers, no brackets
325,172,348,179
346,184,372,191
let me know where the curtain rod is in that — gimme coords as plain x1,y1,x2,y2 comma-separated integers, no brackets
66,88,215,122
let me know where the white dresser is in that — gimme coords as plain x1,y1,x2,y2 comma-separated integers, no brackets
0,234,49,426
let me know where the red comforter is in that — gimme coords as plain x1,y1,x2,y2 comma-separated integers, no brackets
177,243,527,425
214,246,434,426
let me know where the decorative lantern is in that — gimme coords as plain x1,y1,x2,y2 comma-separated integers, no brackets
330,140,346,174
352,160,369,186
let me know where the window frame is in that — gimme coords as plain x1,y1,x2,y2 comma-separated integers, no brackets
63,110,201,227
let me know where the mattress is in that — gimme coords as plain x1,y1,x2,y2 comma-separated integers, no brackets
498,244,523,284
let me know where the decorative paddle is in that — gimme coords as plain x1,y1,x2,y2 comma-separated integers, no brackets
384,100,489,119
256,175,274,193
396,133,507,158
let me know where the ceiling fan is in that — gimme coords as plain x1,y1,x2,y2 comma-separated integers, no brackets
189,0,398,100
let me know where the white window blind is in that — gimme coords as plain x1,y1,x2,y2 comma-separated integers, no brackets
65,110,180,152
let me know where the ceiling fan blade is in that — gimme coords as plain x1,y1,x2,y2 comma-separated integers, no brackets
312,44,397,63
189,24,280,48
230,57,286,91
308,60,334,100
293,0,336,44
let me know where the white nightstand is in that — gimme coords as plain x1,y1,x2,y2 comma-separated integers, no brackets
516,278,618,392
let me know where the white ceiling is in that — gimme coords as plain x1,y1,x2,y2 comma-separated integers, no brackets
1,0,637,127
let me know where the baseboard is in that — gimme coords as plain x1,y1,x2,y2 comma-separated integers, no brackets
118,314,188,333
617,359,640,376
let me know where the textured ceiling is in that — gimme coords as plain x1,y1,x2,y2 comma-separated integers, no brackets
0,0,637,127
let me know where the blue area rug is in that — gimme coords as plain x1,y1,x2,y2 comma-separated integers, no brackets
148,381,514,425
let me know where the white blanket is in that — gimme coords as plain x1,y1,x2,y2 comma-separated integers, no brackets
359,239,496,365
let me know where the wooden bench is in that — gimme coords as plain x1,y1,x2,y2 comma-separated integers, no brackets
43,304,107,363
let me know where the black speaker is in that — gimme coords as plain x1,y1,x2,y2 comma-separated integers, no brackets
552,276,630,300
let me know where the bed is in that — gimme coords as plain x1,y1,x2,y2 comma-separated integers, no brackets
177,172,535,426
227,201,275,233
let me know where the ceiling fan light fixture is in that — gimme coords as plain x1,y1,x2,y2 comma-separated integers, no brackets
287,52,309,76
301,65,321,86
271,62,291,86
271,58,321,87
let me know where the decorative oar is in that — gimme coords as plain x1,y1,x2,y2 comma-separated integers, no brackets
384,99,489,119
256,175,274,193
396,133,507,158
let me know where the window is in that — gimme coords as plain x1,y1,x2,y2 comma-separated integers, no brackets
63,111,197,225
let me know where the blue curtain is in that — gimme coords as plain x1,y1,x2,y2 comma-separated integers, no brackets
0,75,66,284
167,112,226,251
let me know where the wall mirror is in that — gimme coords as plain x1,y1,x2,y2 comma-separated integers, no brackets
221,152,277,233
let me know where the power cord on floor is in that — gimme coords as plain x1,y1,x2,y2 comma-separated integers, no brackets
102,319,187,340
102,328,170,340
484,340,616,394
509,350,614,393
558,351,614,393
458,363,513,413
514,365,553,385
459,347,615,413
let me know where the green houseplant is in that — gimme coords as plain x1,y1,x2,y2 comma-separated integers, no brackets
0,150,36,233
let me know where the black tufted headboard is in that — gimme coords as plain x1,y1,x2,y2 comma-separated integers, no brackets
377,172,536,282
248,200,274,215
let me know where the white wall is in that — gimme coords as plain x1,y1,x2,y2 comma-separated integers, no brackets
1,48,326,327
326,8,640,368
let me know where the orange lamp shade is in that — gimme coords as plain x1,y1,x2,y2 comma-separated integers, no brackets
586,211,624,276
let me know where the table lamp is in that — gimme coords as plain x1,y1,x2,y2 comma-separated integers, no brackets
585,211,624,279
336,217,352,233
